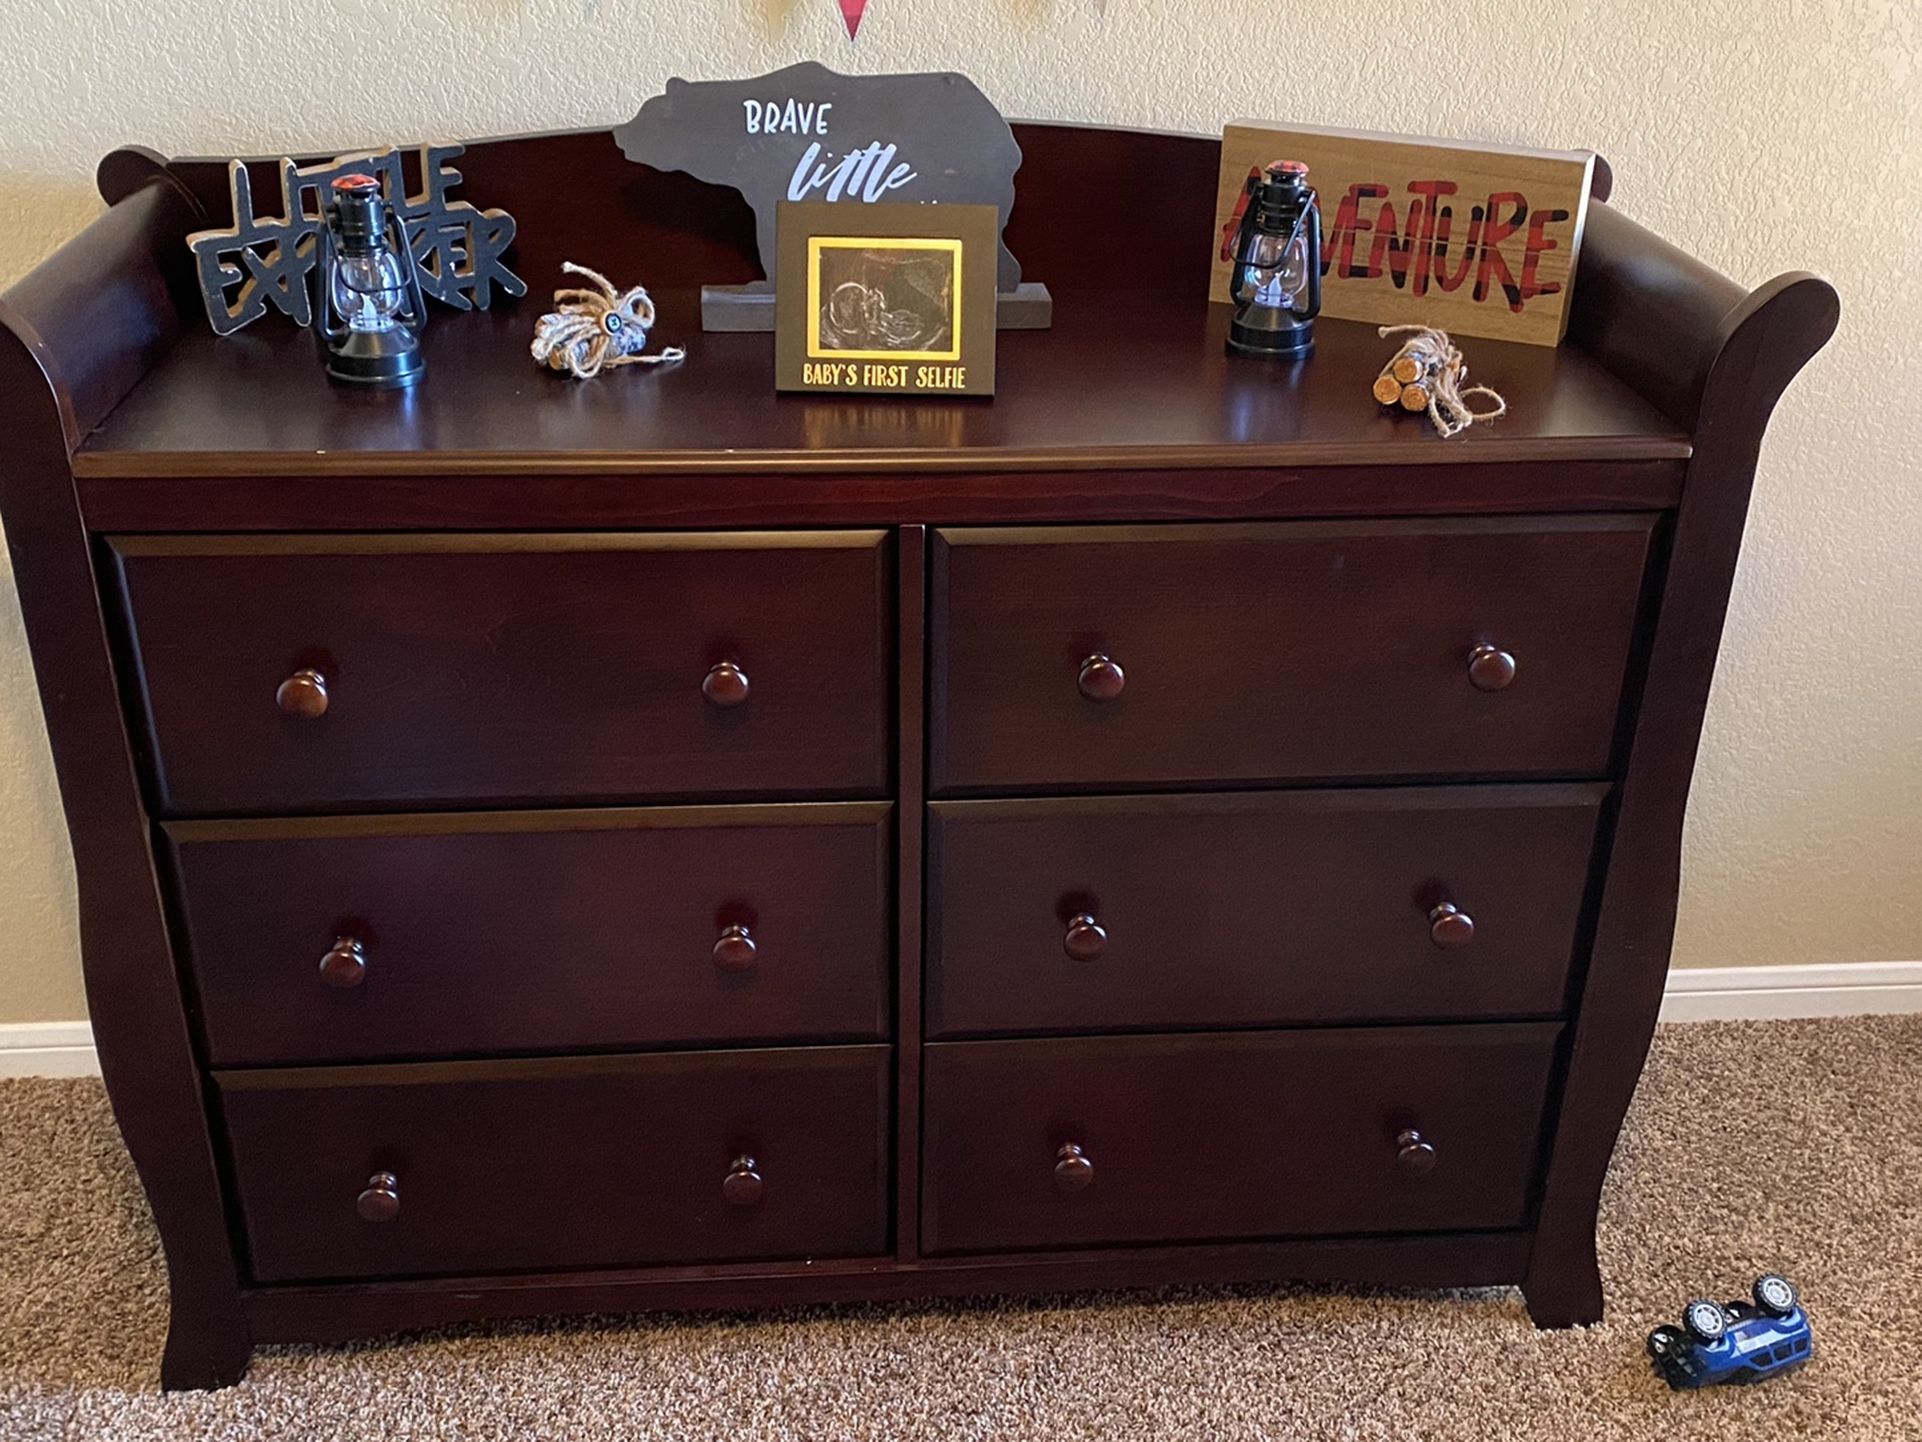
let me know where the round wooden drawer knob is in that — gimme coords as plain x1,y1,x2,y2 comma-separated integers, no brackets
276,668,329,719
1054,1143,1095,1192
703,661,751,708
318,937,368,988
723,1155,764,1206
1063,914,1108,962
1467,644,1517,692
1395,1129,1438,1175
1429,903,1475,949
356,1171,401,1222
1077,654,1126,703
712,924,757,972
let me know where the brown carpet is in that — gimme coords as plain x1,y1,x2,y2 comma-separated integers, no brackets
1,1016,1917,1439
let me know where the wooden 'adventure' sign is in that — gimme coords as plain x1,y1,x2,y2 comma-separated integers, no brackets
1212,122,1596,347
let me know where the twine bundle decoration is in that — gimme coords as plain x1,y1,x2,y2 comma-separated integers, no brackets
1372,324,1507,438
530,262,687,380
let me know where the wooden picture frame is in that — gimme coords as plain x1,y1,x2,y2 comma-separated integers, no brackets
776,200,998,396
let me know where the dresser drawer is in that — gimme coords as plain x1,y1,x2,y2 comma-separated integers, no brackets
112,532,890,814
927,785,1601,1036
929,517,1652,793
168,802,891,1065
922,1025,1558,1254
217,1045,891,1282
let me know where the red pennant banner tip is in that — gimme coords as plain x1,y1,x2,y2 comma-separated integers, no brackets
839,0,866,38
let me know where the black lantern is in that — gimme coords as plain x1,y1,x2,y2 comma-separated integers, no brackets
1226,159,1321,360
310,174,427,388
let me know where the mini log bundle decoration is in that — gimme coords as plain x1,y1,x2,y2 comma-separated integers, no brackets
1373,324,1507,438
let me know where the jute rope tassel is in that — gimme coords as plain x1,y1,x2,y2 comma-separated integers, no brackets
1374,325,1507,438
531,262,686,380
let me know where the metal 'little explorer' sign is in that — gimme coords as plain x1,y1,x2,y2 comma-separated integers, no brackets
615,62,1026,295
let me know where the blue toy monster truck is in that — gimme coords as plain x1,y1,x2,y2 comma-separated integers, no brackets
1647,1274,1812,1389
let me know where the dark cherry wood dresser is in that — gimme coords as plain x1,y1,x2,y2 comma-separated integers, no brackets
0,126,1835,1388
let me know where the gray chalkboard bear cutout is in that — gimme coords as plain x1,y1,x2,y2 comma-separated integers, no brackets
615,63,1049,331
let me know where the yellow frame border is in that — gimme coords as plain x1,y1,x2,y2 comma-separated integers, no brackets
806,236,964,363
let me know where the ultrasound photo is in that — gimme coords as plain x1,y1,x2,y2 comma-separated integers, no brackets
813,243,957,355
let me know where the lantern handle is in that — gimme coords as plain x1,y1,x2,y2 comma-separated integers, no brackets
309,213,345,346
386,209,429,333
1300,189,1323,319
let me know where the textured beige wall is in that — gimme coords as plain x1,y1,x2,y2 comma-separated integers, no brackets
0,2,1917,1023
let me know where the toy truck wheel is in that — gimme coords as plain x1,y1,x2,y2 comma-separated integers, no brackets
1647,1324,1686,1359
1683,1300,1728,1344
1754,1274,1799,1318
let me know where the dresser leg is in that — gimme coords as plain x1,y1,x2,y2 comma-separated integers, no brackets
159,1303,252,1391
1520,1239,1603,1329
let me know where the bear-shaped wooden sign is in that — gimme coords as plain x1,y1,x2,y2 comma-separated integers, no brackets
615,62,1049,331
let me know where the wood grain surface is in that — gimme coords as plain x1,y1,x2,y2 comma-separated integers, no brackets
72,301,1685,481
921,1024,1561,1253
111,532,892,814
167,803,892,1065
929,517,1655,793
217,1045,893,1282
926,785,1604,1036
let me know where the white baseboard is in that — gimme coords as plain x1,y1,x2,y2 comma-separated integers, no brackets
0,964,1915,1077
1658,960,1922,1022
0,1020,101,1078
